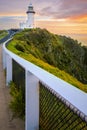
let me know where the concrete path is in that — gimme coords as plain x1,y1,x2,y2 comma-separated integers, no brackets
0,45,25,130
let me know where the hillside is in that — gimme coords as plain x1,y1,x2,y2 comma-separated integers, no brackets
0,30,8,40
7,28,87,92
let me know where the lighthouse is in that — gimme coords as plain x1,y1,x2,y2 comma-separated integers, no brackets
26,3,35,28
20,3,35,29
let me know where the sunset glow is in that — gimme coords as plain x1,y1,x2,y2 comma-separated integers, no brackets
0,0,87,45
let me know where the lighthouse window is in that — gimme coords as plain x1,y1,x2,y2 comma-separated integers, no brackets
29,7,33,10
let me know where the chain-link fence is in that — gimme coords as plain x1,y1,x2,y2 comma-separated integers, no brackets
12,60,87,129
12,59,25,88
39,82,87,130
12,59,25,96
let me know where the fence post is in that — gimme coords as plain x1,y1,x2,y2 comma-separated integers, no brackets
25,70,39,130
6,54,12,86
2,48,6,69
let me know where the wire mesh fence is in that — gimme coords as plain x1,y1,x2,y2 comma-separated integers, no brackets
12,59,25,89
39,82,87,130
12,59,25,97
12,59,87,129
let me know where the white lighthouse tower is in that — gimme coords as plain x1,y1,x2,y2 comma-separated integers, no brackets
26,3,35,28
20,3,35,29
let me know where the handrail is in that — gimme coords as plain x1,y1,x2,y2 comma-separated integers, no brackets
3,39,87,118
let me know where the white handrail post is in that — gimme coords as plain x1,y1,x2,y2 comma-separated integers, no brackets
6,54,12,86
2,48,6,69
25,70,39,130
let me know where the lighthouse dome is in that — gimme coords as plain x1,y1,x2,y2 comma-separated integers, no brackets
26,3,35,14
29,3,33,7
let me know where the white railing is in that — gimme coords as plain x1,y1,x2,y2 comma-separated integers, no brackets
3,39,87,130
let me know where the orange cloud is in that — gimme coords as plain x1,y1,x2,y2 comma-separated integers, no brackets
0,13,26,17
69,14,87,23
35,19,87,35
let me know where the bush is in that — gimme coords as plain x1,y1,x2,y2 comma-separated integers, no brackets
15,44,25,52
9,81,25,120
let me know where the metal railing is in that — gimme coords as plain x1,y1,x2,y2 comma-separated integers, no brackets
3,39,87,130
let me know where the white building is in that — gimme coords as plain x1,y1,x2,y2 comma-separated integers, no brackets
20,3,35,29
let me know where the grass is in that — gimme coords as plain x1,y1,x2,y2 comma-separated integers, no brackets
9,81,25,120
0,30,8,40
7,40,87,93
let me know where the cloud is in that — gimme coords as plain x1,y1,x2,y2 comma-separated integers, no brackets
0,16,26,29
36,0,87,20
0,0,87,20
58,0,87,18
0,16,25,21
0,0,87,23
0,0,29,16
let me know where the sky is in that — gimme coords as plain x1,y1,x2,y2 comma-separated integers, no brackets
0,0,87,45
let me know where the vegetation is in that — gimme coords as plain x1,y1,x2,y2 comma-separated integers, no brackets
9,81,25,120
0,30,8,40
7,28,87,92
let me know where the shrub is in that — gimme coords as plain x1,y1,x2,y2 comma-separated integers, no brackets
15,44,25,52
9,81,25,120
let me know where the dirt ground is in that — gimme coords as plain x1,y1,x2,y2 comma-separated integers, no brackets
0,45,25,130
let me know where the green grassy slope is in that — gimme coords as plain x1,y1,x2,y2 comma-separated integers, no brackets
0,30,8,40
7,28,87,92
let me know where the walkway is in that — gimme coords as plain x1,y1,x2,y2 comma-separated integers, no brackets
0,45,25,130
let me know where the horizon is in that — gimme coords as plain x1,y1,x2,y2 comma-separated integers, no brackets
0,0,87,46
